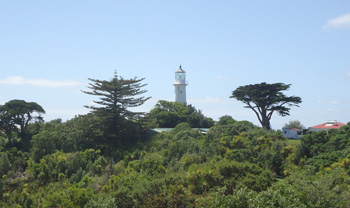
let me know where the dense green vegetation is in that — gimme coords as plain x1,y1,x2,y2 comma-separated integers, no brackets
146,100,214,128
1,74,350,207
1,115,350,207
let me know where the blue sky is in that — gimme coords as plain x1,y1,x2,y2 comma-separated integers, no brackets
0,1,349,130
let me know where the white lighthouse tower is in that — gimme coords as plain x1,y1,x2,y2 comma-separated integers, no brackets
174,65,188,104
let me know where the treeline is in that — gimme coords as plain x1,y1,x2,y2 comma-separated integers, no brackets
1,72,350,207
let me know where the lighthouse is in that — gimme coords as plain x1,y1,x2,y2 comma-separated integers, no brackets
174,65,188,104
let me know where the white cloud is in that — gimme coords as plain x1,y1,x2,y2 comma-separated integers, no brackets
323,13,350,30
317,99,341,105
329,100,340,105
0,76,82,87
346,71,350,80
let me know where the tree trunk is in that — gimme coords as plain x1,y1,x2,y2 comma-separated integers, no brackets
6,131,12,143
260,109,271,130
261,117,271,130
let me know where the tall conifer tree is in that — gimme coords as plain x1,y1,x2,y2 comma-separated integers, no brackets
82,71,151,142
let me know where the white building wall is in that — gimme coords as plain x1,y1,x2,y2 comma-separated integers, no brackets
282,128,302,139
174,84,187,104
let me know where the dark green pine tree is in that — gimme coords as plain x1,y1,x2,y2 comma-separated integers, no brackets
82,71,151,143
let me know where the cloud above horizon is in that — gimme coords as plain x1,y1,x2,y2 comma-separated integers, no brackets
329,100,341,105
0,76,82,87
346,71,350,80
323,13,350,29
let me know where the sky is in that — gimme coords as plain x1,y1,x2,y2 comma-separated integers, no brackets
0,1,349,130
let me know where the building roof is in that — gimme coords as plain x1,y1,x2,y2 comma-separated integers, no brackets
309,121,346,129
147,128,210,134
176,65,185,73
148,128,173,133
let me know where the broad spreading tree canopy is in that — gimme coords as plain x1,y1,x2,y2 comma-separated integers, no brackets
0,99,45,142
230,82,301,130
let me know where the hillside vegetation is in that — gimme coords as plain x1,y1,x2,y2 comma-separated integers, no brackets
1,114,350,207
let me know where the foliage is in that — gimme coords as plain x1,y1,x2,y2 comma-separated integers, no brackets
147,100,188,128
195,184,307,208
82,71,151,143
230,82,301,130
147,100,214,128
283,119,306,129
85,194,116,208
284,167,350,208
296,124,350,163
207,120,256,139
217,115,236,125
0,152,11,177
0,100,45,143
1,119,349,207
148,100,214,128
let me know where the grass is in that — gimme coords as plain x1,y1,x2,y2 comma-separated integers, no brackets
287,139,300,146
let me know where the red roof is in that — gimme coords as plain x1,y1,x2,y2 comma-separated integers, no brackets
310,121,346,129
